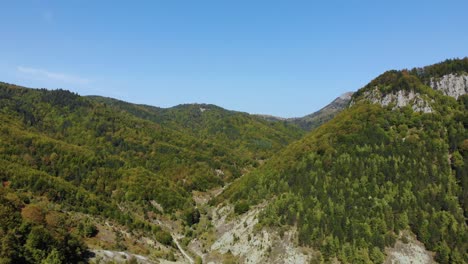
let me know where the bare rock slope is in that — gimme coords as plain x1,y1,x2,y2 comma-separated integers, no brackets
429,73,468,99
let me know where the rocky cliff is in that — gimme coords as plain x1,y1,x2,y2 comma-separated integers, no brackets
429,73,468,99
357,89,434,113
352,71,468,113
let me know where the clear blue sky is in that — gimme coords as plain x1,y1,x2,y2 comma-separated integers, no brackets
1,1,467,117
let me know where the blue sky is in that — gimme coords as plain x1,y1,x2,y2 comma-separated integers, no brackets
1,1,467,117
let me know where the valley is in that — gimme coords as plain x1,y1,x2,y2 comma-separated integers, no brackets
0,58,467,263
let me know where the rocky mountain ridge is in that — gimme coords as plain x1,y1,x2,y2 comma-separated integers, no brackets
221,58,468,263
256,91,354,131
351,74,468,113
352,58,468,113
352,72,468,113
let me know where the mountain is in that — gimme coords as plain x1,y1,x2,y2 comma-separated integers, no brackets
352,58,468,112
221,58,468,263
0,58,467,264
289,92,354,130
257,91,354,131
0,83,302,263
87,96,304,162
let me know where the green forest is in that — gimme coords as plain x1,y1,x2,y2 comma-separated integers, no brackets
222,58,468,263
0,82,302,263
0,58,467,263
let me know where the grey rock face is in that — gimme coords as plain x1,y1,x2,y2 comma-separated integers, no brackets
354,73,468,114
429,73,468,99
361,88,433,113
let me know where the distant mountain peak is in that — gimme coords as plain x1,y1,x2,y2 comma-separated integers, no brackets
339,91,354,100
286,91,354,130
256,92,354,130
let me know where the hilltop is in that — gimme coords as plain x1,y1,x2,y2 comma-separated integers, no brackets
220,58,468,263
0,82,302,263
0,57,467,263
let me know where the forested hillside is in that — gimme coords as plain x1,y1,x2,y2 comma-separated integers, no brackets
0,58,466,263
0,82,302,263
221,58,468,263
87,96,304,161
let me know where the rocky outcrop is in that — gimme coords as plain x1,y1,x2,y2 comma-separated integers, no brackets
206,204,310,264
350,72,468,114
384,232,436,264
359,89,433,113
429,73,468,99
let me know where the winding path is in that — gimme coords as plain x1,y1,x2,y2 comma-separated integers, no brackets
154,219,195,263
172,234,194,264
